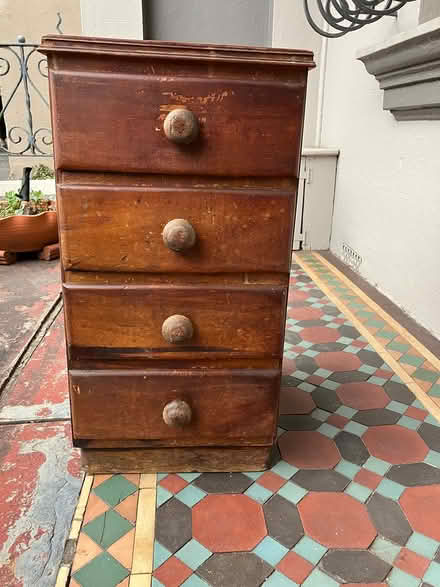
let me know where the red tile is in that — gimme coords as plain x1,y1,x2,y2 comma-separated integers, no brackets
300,327,341,344
288,306,324,321
278,430,340,469
292,345,305,353
256,472,286,493
351,340,368,348
298,492,377,548
307,375,326,385
333,318,346,324
400,485,440,542
337,382,390,410
288,290,310,302
279,387,316,415
277,551,313,583
404,406,428,421
192,494,267,552
395,547,430,578
375,369,393,380
326,413,350,429
159,474,188,494
363,425,429,465
315,351,362,372
154,556,192,587
354,469,382,490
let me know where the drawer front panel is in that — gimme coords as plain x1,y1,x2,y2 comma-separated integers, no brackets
58,183,295,273
70,369,279,444
63,284,287,360
50,72,306,177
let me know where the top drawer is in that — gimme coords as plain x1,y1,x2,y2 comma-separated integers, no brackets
49,73,307,177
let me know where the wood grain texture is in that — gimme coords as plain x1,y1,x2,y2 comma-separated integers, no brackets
81,445,274,474
63,283,287,359
49,71,307,177
70,369,279,444
57,183,295,273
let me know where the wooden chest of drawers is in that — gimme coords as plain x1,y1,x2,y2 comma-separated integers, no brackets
40,36,314,473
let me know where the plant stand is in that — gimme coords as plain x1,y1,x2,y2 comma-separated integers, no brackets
0,243,59,265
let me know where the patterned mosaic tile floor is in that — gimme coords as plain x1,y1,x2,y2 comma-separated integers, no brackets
67,253,440,587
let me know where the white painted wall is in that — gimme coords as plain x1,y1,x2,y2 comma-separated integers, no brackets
80,0,143,39
318,4,440,337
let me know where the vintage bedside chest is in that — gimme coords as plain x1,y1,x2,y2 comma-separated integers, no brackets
39,36,315,473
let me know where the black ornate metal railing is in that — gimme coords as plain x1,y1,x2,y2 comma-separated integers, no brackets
304,0,417,37
0,36,52,157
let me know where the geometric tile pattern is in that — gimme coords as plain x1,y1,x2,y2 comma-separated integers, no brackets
151,259,440,586
71,474,139,586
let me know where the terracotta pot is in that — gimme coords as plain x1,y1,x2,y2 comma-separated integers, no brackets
0,211,58,252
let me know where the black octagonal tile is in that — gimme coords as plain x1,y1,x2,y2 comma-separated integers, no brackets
311,342,346,352
294,355,319,373
386,463,440,487
296,275,312,283
334,431,369,465
311,388,342,413
308,288,326,298
366,493,412,546
383,381,415,405
197,553,272,587
321,305,341,316
278,415,321,431
263,494,304,548
194,473,253,494
338,325,361,339
357,349,385,368
296,319,327,328
330,371,370,383
321,549,391,583
285,330,302,345
281,376,302,388
418,422,440,453
155,497,192,554
353,409,401,427
292,469,350,492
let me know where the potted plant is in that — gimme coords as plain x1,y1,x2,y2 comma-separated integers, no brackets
0,167,58,262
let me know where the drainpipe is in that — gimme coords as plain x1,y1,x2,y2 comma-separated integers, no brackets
314,20,329,147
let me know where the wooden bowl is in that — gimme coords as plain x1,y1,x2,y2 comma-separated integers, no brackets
0,211,58,252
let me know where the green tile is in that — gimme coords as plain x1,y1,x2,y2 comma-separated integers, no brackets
334,460,361,479
315,368,332,378
344,421,367,437
181,575,210,587
425,450,440,468
244,471,264,480
302,568,338,587
83,510,133,550
357,311,376,319
413,368,439,383
253,536,288,566
320,380,339,391
176,485,206,508
425,414,440,427
245,483,273,504
387,567,420,587
335,405,357,419
337,336,353,345
364,456,390,475
398,415,420,430
365,319,386,328
400,354,425,367
424,561,440,585
370,536,401,564
156,486,173,508
358,364,377,375
271,461,298,479
406,531,439,558
387,400,408,414
376,478,405,500
368,376,387,385
153,541,172,570
429,384,440,398
263,571,298,586
377,330,397,340
178,473,201,482
388,341,411,353
175,539,211,570
152,578,165,587
345,482,372,502
293,536,327,565
318,423,339,438
298,382,316,393
93,475,137,507
277,481,307,504
311,408,330,422
73,552,129,587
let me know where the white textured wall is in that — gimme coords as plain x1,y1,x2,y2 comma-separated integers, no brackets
80,0,143,39
320,5,440,337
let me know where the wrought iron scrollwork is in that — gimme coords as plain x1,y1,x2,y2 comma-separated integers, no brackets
0,36,52,156
303,0,417,37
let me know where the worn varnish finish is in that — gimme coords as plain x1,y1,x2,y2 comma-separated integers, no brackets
40,35,314,472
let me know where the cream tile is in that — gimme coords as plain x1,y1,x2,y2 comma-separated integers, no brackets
72,532,103,573
131,489,156,574
108,528,135,570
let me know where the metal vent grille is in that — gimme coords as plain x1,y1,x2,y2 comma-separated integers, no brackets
342,243,363,271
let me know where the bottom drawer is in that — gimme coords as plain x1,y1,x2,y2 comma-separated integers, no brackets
70,369,280,447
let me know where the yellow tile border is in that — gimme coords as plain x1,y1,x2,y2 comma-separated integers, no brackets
296,253,440,423
130,573,152,586
131,481,157,575
313,252,440,372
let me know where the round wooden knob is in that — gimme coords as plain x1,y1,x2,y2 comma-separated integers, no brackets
162,314,193,344
163,108,199,144
163,400,192,428
162,219,196,252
